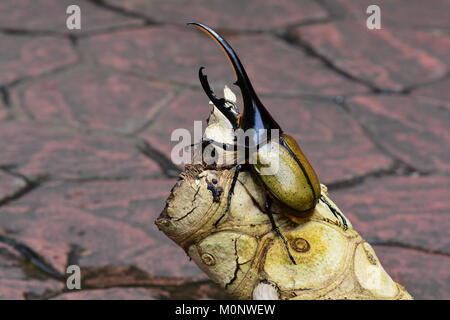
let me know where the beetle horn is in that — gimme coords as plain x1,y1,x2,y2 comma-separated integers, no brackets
188,22,281,131
198,66,239,129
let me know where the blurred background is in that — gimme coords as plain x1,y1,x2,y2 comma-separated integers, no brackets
0,0,449,299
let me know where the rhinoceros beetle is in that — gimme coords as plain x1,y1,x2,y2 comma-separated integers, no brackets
188,22,348,264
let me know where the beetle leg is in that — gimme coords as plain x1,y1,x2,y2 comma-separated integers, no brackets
320,196,348,231
265,198,297,265
214,164,242,227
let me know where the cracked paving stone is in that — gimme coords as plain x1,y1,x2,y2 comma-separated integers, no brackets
394,29,450,69
80,26,366,96
332,175,450,255
413,77,450,109
0,171,27,203
0,242,63,299
291,21,448,92
140,90,207,168
0,0,144,34
374,245,450,300
0,122,161,180
319,0,450,29
73,264,228,299
11,65,177,134
0,34,77,86
0,179,205,281
104,0,327,32
346,95,450,173
80,265,191,289
51,287,170,300
0,98,7,120
142,91,392,185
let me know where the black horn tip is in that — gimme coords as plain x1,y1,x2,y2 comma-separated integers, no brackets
187,22,203,27
198,66,207,80
187,22,215,34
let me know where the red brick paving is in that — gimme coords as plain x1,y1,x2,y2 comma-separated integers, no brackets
0,242,63,299
0,171,27,203
346,95,450,173
292,21,447,91
80,26,366,95
0,0,143,34
332,175,450,255
0,1,449,300
319,0,450,29
0,99,8,120
375,246,450,300
11,65,177,133
0,122,162,180
413,77,450,108
395,29,450,68
104,0,328,32
0,179,204,279
141,90,208,159
52,287,170,300
0,34,77,86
